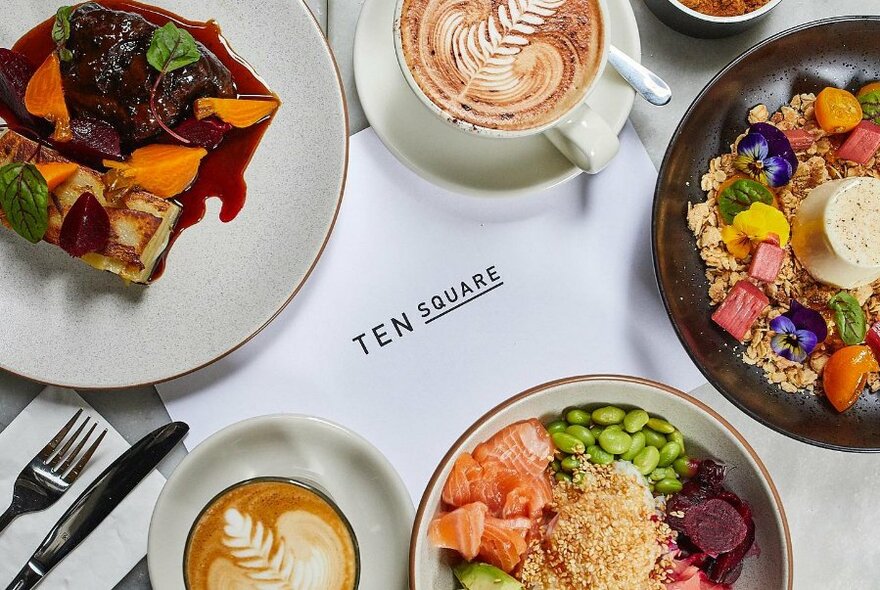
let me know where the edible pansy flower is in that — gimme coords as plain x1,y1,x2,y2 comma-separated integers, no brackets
720,202,790,259
770,300,828,363
733,123,797,188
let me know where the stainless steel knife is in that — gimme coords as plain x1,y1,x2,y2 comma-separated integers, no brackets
5,421,189,590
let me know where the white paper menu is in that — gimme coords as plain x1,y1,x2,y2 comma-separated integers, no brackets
158,124,704,499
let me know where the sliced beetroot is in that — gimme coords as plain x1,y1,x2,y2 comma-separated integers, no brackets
707,491,756,584
51,117,124,168
0,48,37,126
682,498,748,556
59,192,110,257
666,461,728,534
170,116,231,150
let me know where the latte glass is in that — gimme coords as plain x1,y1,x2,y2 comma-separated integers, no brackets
183,476,360,590
393,0,619,174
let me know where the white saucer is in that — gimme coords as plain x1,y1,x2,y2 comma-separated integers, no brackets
354,0,640,197
147,415,414,590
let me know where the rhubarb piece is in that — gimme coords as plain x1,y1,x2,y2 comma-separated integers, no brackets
59,192,110,257
683,498,748,556
104,144,207,198
748,240,785,282
24,53,71,142
711,280,769,341
51,117,123,168
0,48,38,126
867,322,880,362
171,117,231,150
783,128,814,151
194,97,280,128
837,120,880,164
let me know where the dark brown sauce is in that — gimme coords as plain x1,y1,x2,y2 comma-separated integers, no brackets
4,0,276,281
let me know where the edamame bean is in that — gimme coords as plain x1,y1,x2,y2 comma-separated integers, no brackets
599,429,632,455
589,425,603,439
658,441,682,467
591,406,625,426
551,460,561,472
623,409,650,433
669,431,686,454
565,409,591,426
561,456,580,472
620,431,646,461
552,432,585,455
633,446,660,475
604,424,623,432
565,425,596,447
649,467,671,482
546,420,568,435
555,472,572,483
673,456,699,478
643,428,668,449
586,445,614,465
646,417,676,434
655,478,684,495
572,472,586,486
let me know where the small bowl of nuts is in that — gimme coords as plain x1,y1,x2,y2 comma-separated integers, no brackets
643,0,783,38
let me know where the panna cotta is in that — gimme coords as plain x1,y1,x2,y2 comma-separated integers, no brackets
792,177,880,289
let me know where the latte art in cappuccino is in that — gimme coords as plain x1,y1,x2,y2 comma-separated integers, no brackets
185,480,358,590
399,0,604,131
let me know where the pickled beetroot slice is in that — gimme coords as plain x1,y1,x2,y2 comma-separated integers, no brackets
707,492,756,585
51,117,123,168
59,192,110,257
0,48,37,126
171,117,231,150
682,498,748,556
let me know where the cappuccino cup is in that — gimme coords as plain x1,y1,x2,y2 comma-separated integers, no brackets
393,0,619,173
183,477,360,590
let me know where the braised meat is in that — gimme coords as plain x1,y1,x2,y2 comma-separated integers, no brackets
61,3,235,147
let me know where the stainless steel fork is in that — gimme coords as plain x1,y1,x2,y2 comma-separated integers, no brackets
0,409,107,534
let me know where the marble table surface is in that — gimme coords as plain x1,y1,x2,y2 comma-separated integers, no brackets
2,0,879,588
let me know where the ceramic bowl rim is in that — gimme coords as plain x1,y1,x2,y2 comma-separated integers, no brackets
408,374,793,590
656,0,783,24
652,15,880,453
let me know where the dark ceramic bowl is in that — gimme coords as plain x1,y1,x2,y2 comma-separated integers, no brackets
653,17,880,452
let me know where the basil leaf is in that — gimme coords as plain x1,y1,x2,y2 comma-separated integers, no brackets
859,90,880,125
718,178,775,224
147,23,201,74
828,292,867,346
0,163,49,244
52,6,74,61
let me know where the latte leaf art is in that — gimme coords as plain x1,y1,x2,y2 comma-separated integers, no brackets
222,508,295,588
443,0,566,99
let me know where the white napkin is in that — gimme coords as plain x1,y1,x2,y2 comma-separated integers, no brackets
0,387,166,589
158,124,705,499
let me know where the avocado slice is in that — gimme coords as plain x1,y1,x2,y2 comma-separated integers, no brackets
453,562,524,590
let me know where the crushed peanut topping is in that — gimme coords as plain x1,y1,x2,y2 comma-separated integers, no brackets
520,464,674,590
688,93,880,395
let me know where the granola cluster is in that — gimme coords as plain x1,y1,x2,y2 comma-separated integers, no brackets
687,94,880,395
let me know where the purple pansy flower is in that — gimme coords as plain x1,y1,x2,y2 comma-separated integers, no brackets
734,123,797,188
770,300,828,363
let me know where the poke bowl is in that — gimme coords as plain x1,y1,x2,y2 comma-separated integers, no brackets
653,17,880,450
410,375,791,590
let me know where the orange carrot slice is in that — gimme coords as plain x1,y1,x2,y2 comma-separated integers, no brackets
25,53,72,142
103,144,208,198
36,162,78,192
193,97,280,128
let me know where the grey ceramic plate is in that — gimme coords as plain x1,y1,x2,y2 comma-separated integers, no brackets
653,17,880,451
0,0,346,389
410,375,792,590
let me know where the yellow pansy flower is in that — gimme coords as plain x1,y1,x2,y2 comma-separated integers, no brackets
721,202,790,259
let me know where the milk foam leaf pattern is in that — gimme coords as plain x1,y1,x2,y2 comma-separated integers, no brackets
223,508,295,588
446,0,566,98
0,162,49,243
828,292,867,346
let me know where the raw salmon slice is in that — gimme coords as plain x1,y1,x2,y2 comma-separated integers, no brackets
468,460,522,514
441,452,483,508
500,471,553,519
478,517,529,573
428,503,487,561
472,419,553,477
